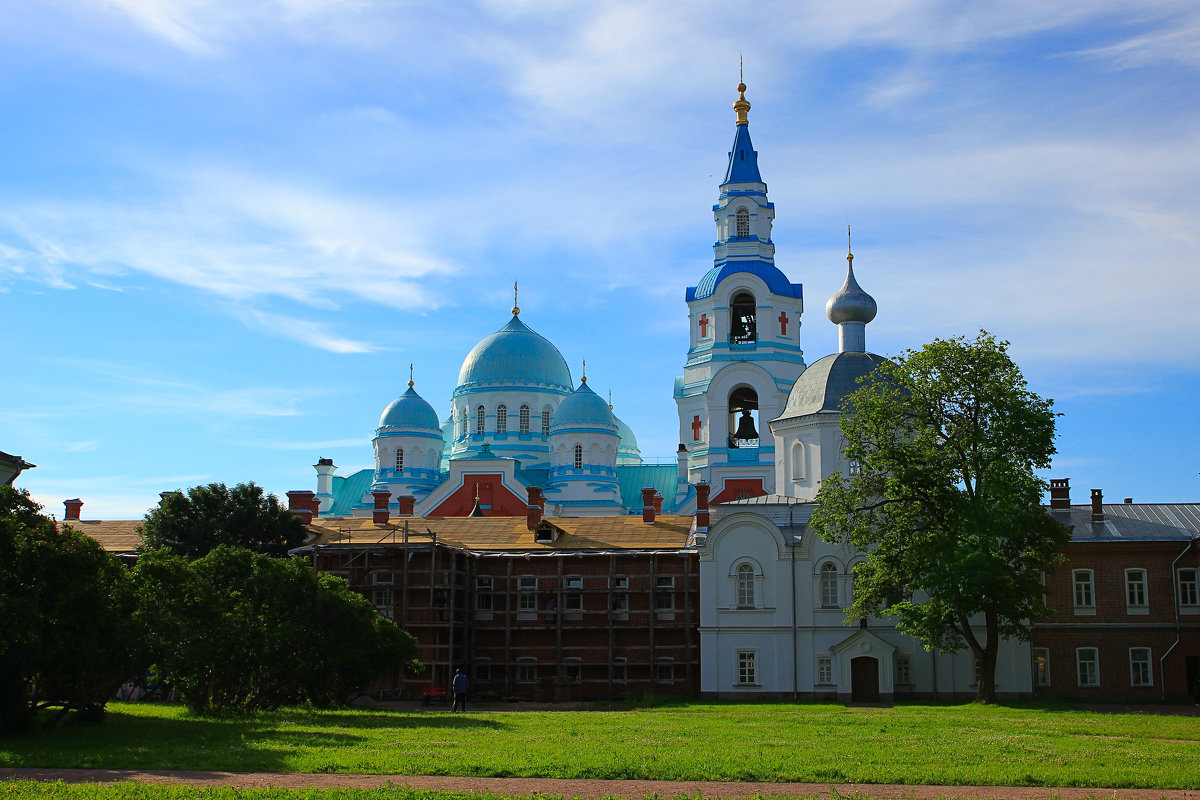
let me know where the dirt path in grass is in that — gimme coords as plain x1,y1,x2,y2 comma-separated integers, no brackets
3,768,1199,799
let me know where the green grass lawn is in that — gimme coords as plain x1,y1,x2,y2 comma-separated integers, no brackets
1,701,1197,789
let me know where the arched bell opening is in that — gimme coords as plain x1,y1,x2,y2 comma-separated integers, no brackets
729,292,757,344
727,386,759,449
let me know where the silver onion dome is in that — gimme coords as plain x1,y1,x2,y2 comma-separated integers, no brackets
825,257,877,325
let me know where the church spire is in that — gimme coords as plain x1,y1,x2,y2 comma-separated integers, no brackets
723,78,761,185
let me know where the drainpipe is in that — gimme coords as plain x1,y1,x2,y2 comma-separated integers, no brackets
1160,535,1198,703
790,500,798,700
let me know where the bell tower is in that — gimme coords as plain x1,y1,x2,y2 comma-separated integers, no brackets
675,79,806,503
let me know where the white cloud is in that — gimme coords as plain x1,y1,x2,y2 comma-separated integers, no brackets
237,308,377,354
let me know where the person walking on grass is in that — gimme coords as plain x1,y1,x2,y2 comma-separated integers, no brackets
451,668,469,712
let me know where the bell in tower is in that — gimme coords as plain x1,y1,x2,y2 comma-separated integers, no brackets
727,387,760,449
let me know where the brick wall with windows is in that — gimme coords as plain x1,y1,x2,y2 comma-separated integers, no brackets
1033,537,1200,701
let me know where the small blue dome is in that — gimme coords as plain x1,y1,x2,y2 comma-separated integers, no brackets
551,381,618,431
612,412,642,464
456,314,573,393
378,385,441,431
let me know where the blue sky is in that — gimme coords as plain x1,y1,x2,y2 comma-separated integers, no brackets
3,1,1198,519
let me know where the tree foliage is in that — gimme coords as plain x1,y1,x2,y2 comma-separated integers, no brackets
139,482,307,559
811,331,1071,703
133,545,418,715
0,486,145,733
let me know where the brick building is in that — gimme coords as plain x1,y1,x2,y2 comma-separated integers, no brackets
1032,480,1200,702
291,499,702,701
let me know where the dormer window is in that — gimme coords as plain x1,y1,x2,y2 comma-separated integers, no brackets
736,208,749,238
730,292,756,344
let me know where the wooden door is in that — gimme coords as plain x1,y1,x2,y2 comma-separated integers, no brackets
850,656,880,703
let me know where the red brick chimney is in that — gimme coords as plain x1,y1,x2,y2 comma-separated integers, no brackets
396,495,416,516
372,490,391,525
527,486,543,530
63,498,83,521
641,487,657,524
695,482,710,529
652,493,663,514
1049,478,1070,510
287,490,316,524
1090,489,1104,523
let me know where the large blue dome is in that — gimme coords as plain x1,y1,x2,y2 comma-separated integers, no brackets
378,385,441,431
551,381,617,431
455,314,573,394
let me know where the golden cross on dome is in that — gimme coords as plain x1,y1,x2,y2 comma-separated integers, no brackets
408,363,414,388
847,225,854,263
581,358,587,383
512,280,520,315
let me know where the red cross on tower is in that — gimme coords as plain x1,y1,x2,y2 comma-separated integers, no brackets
698,313,709,337
778,311,788,336
691,415,702,441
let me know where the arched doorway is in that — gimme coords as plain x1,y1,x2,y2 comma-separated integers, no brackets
850,656,880,703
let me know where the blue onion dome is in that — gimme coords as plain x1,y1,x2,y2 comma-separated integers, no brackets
550,380,618,431
613,413,639,452
378,384,441,431
456,314,573,393
825,257,877,325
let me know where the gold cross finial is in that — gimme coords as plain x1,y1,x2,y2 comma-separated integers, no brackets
512,280,520,315
408,363,414,388
608,389,613,410
581,358,587,383
847,225,853,263
734,65,750,126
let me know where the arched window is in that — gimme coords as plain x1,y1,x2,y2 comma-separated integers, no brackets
476,405,485,436
730,292,756,344
519,404,530,434
736,208,749,238
542,408,552,437
792,442,806,480
496,404,507,434
736,563,756,608
395,448,404,472
459,408,467,438
820,563,839,608
573,444,583,469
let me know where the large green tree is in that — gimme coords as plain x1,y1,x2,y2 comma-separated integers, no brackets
811,331,1071,703
0,486,144,732
139,482,306,558
133,545,418,715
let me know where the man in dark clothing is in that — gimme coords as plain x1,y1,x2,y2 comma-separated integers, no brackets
451,668,468,712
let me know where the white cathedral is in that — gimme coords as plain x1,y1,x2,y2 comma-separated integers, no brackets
307,82,1030,700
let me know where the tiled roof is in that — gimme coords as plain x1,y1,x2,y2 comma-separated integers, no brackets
64,519,142,553
303,514,694,552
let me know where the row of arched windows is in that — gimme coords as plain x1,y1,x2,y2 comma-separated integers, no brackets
729,559,859,610
460,404,552,437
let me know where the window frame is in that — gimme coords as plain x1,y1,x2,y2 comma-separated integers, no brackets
1032,647,1051,687
735,562,756,609
1076,647,1099,687
820,562,839,608
519,404,531,434
541,408,551,437
573,444,583,469
736,650,757,686
1073,569,1095,614
895,655,911,685
1125,568,1148,611
655,661,674,683
516,659,537,683
395,448,404,472
1129,647,1152,687
475,405,486,436
1180,568,1199,607
735,207,750,238
816,655,833,685
496,403,507,434
476,576,494,611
